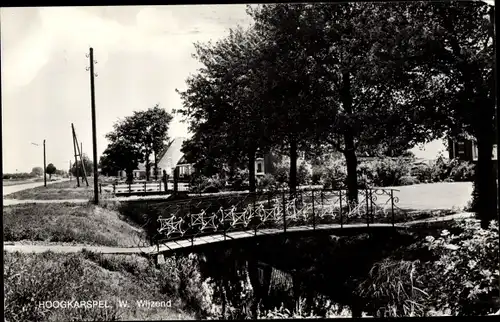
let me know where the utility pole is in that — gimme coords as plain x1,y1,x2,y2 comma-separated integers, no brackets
69,160,72,182
72,124,80,187
43,139,47,187
89,47,99,204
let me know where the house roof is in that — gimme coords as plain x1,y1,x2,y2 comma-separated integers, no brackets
157,137,188,172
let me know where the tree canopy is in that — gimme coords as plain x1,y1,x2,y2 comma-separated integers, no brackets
178,1,496,225
104,105,173,182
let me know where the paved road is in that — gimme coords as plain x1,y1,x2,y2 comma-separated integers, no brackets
3,179,69,196
3,212,475,255
388,182,473,211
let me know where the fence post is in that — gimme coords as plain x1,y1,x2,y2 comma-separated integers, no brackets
113,184,116,194
312,190,316,230
253,192,257,236
365,189,370,228
282,190,287,233
190,205,194,248
144,181,147,193
99,183,102,194
339,189,343,228
391,190,395,227
223,207,227,241
128,182,131,194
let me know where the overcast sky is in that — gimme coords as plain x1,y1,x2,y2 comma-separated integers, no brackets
1,5,447,174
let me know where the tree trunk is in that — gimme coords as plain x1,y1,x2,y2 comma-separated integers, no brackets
344,137,358,205
249,149,256,193
475,135,497,229
341,70,358,204
290,138,298,193
145,153,151,181
154,150,158,181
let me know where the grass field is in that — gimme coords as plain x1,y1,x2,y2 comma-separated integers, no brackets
2,178,44,187
3,203,146,247
3,178,113,200
4,251,195,321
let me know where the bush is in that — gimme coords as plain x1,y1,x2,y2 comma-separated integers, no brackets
399,175,421,186
190,175,226,193
371,158,411,187
257,174,277,191
448,159,475,182
421,220,499,316
412,163,433,183
430,156,450,182
159,254,215,317
321,159,347,189
3,173,36,180
311,166,325,185
297,162,312,185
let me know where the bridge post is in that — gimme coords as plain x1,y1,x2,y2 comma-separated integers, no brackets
190,204,194,247
113,184,116,194
128,182,131,194
365,189,370,227
339,189,343,228
253,192,257,236
282,190,287,233
223,207,227,241
144,181,147,193
391,190,395,227
312,190,316,230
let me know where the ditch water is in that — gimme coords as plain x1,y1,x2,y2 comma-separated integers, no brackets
194,230,420,319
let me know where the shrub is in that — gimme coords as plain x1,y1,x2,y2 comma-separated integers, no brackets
159,254,215,318
357,162,374,188
311,166,325,185
448,159,475,182
257,174,277,190
421,220,499,316
274,162,290,186
321,159,347,189
371,158,411,187
412,163,433,183
190,175,226,193
399,176,421,186
297,162,312,185
430,156,450,182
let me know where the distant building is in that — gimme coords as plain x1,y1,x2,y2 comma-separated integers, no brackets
118,137,194,180
448,137,497,162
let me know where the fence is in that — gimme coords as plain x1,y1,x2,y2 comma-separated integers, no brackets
153,187,402,247
110,181,190,194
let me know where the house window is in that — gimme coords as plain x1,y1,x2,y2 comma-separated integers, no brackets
257,162,262,173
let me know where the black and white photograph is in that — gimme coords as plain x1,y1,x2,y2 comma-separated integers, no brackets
2,1,499,320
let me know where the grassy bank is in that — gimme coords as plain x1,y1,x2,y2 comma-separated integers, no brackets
3,203,145,247
4,178,114,200
4,251,196,321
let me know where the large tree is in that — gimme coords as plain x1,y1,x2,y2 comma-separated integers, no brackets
406,1,496,228
70,154,93,178
177,27,273,192
46,163,56,180
130,105,173,181
104,105,172,182
248,3,445,202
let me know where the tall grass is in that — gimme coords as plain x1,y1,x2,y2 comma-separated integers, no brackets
3,203,146,247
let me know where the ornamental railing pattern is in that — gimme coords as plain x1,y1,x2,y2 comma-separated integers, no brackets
153,188,403,244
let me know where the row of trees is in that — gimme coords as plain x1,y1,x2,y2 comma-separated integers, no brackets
100,105,173,182
176,2,496,227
